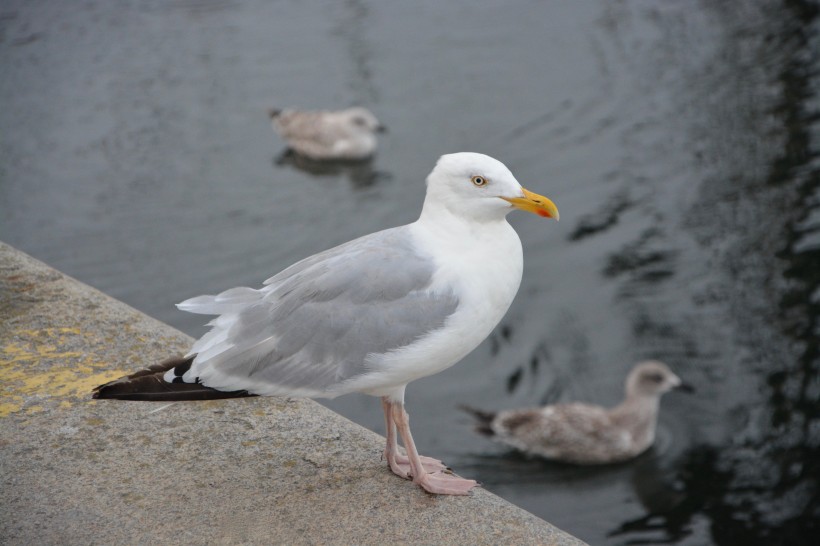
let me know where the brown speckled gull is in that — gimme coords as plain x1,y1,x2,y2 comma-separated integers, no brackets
268,106,384,160
463,361,692,465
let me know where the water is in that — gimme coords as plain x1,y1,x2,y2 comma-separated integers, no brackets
1,1,818,544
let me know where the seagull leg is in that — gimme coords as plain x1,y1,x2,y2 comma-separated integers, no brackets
389,400,479,496
382,397,410,478
381,397,447,478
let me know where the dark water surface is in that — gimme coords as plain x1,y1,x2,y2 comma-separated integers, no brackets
2,1,818,544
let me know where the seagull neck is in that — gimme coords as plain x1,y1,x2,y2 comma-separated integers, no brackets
417,196,509,233
611,395,660,434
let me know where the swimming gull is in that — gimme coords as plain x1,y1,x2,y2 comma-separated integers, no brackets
462,361,692,464
268,106,384,160
94,152,559,495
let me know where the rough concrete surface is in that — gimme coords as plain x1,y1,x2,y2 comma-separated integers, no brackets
0,242,585,545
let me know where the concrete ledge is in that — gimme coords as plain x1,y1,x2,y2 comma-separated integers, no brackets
0,242,584,545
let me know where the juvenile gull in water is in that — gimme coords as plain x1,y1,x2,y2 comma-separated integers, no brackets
463,361,691,465
268,106,384,160
94,152,559,495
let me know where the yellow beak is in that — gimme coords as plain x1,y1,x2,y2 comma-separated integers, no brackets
501,187,559,220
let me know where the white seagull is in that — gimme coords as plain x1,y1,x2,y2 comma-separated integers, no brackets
463,361,692,465
268,106,384,160
94,152,559,495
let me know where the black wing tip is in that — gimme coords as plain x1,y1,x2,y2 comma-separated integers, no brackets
91,355,257,401
92,355,192,396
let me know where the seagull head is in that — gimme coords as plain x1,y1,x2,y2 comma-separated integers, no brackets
626,361,694,398
423,153,559,223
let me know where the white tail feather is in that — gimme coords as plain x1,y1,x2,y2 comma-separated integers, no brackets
177,287,261,315
189,314,235,356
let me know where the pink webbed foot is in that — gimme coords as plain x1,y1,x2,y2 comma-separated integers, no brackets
416,471,479,496
386,453,449,478
382,396,479,495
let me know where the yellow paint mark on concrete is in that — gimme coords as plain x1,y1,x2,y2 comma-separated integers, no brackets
1,328,126,418
0,402,22,418
13,327,85,338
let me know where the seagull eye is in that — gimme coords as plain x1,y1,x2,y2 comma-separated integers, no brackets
471,175,488,187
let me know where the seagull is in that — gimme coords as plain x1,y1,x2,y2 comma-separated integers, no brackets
93,152,559,495
462,361,692,465
268,106,384,160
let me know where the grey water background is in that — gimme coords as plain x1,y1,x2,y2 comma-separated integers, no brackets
1,1,818,544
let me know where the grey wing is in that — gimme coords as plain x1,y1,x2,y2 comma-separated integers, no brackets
496,404,618,461
182,226,459,397
542,405,633,463
274,111,344,151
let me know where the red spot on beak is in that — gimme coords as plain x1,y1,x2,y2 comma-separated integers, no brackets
537,210,550,218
